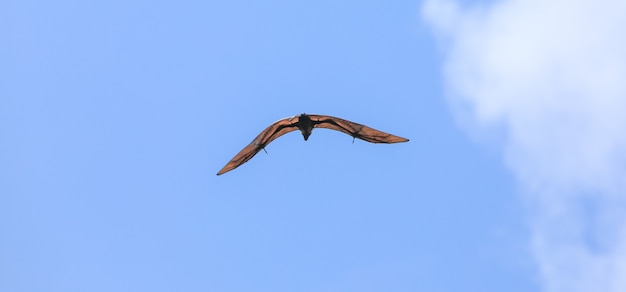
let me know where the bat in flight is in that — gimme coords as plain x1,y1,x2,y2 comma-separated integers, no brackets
217,113,409,175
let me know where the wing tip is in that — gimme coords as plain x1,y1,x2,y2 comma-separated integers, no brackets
386,136,409,143
216,166,230,176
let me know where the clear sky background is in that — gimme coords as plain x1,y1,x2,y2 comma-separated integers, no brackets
2,1,625,292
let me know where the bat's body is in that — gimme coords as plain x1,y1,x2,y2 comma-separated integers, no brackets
217,113,408,175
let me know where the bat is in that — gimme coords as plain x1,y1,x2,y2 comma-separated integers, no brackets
217,113,409,175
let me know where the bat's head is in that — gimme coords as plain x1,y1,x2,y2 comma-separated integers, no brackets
297,113,314,141
301,130,312,140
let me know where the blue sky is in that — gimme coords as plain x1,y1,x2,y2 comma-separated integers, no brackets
3,1,625,291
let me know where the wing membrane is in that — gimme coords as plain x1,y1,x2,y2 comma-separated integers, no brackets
309,114,409,143
216,116,299,175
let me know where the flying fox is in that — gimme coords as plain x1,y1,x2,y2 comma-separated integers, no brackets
217,113,409,175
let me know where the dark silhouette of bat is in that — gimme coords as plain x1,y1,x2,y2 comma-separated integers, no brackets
217,113,409,175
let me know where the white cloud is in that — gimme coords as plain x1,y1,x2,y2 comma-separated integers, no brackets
422,0,626,291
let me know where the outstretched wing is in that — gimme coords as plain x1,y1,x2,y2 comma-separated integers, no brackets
217,116,300,175
308,114,409,143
